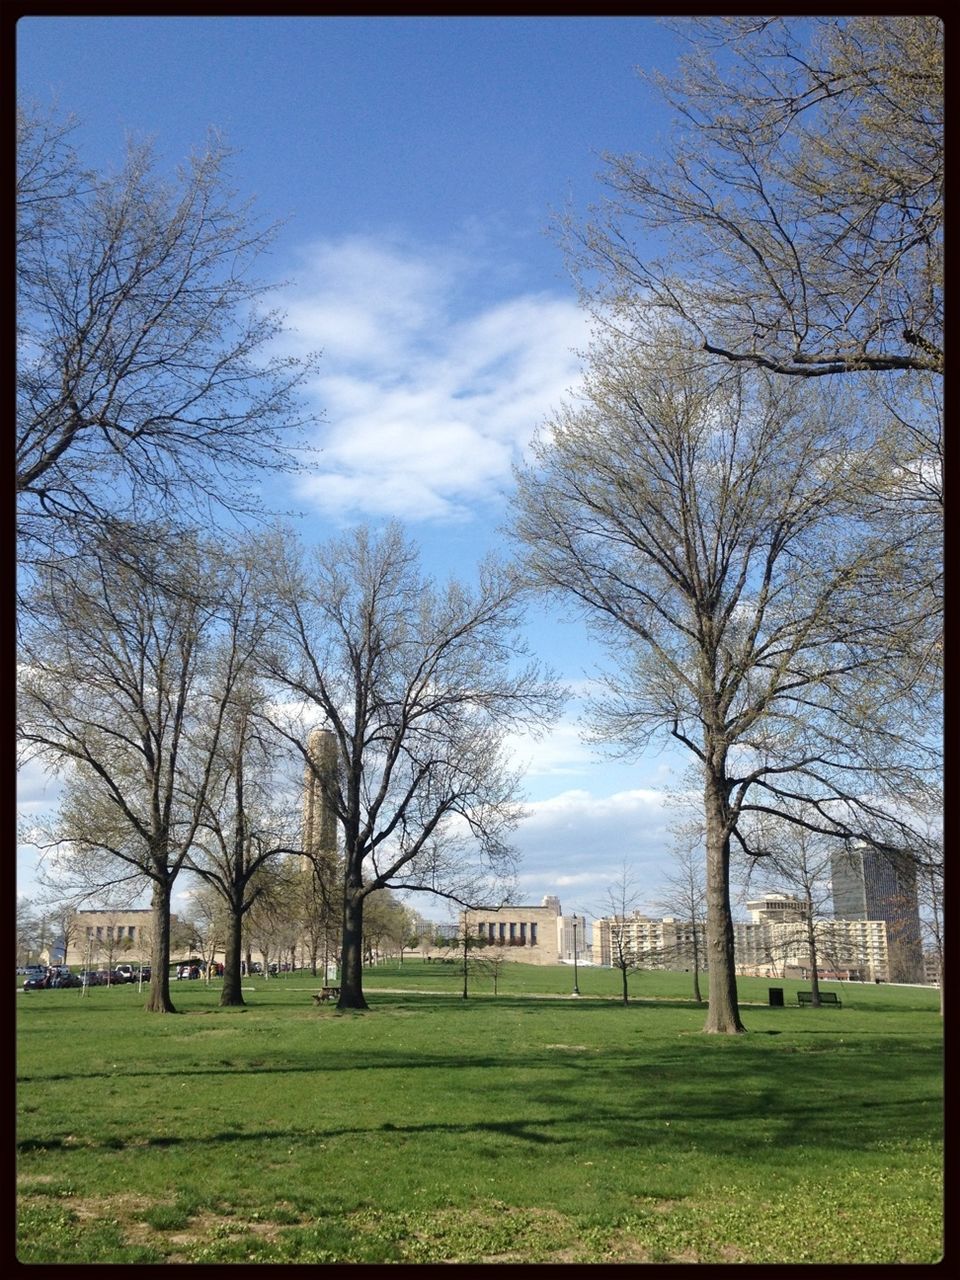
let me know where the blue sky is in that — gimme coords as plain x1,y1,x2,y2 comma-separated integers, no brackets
17,16,701,925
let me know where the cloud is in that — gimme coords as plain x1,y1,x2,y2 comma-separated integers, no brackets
276,233,588,521
505,719,598,780
16,757,64,818
507,786,679,918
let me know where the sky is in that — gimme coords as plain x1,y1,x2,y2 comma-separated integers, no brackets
16,15,708,927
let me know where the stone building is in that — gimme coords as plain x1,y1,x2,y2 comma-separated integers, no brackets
461,896,588,966
57,909,157,968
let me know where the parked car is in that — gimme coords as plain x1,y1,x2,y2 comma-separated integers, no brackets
113,964,137,982
23,970,51,990
18,965,46,981
78,969,101,987
48,966,81,988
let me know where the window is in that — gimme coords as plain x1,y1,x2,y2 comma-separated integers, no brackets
530,923,538,946
509,922,516,941
488,923,495,942
498,922,505,941
478,922,486,937
520,923,527,942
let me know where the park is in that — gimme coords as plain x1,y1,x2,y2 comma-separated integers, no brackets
17,16,942,1267
16,964,943,1264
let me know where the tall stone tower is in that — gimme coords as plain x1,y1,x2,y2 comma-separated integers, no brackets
303,728,339,859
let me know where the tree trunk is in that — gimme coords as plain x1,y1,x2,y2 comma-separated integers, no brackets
620,963,629,1006
338,883,368,1009
145,878,176,1013
702,770,745,1034
806,910,821,1007
220,903,245,1007
692,931,704,1004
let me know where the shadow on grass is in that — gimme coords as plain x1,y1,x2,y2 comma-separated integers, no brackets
18,1025,941,1162
18,1072,942,1159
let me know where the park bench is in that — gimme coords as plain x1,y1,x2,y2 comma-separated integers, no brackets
797,990,841,1007
313,986,341,1005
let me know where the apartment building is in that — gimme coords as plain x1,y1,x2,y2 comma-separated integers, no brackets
591,895,894,982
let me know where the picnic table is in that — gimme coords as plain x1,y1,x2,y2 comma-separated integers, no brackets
313,986,341,1005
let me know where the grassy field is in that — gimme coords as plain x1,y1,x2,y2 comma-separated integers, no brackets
17,963,943,1263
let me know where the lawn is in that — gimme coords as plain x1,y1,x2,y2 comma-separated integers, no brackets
16,964,943,1263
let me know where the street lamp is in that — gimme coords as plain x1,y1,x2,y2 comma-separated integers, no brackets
572,916,580,996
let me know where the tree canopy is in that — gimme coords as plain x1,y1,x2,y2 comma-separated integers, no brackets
572,17,943,378
16,103,317,566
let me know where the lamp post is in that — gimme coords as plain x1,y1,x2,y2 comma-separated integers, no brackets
572,916,580,996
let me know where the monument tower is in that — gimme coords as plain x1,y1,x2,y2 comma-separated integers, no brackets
303,727,339,859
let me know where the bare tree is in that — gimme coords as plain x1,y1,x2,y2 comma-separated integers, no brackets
916,853,943,1015
16,102,317,567
596,863,646,1006
178,884,228,985
447,914,491,1000
735,812,836,1007
18,526,264,1012
478,946,511,996
16,898,41,967
258,524,559,1010
242,859,302,979
515,332,934,1033
571,17,942,379
655,824,707,1004
184,683,304,1006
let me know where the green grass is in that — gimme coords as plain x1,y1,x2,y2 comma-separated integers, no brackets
17,964,943,1263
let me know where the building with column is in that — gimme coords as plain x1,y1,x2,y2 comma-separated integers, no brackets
461,896,588,966
57,909,156,968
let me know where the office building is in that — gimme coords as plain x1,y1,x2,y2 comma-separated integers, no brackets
831,844,923,983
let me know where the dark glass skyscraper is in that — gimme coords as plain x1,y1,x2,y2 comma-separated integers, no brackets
831,843,923,983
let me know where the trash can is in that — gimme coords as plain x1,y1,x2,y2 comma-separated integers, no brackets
769,987,784,1007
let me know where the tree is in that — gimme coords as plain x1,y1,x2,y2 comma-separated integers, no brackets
471,944,510,996
597,863,646,1006
18,526,264,1012
293,856,342,978
361,890,415,965
735,812,836,1007
573,17,943,379
16,898,41,967
178,885,229,985
184,683,303,1006
655,825,707,1004
242,859,302,978
39,900,80,967
16,102,317,567
916,853,943,1015
515,333,932,1033
259,523,559,1010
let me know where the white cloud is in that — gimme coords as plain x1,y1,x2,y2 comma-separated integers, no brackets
276,233,588,521
506,719,598,780
508,786,679,917
16,757,64,818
